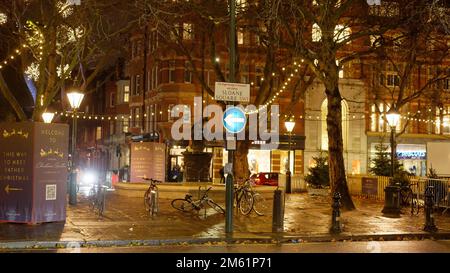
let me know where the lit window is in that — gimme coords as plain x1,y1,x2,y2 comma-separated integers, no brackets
123,118,129,133
183,23,193,40
123,85,130,102
96,126,102,140
238,30,244,45
371,104,377,132
334,24,351,43
312,23,321,42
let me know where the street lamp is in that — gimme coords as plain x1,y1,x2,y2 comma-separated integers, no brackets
284,117,295,194
42,111,55,123
386,109,400,178
67,90,84,205
382,108,401,216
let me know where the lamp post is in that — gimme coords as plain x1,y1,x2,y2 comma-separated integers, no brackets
284,117,295,194
67,91,84,205
382,108,401,216
42,111,55,123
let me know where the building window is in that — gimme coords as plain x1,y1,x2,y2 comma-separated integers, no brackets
146,70,151,92
184,61,192,83
133,75,141,95
255,66,263,86
238,30,244,45
183,23,193,40
334,24,351,44
96,126,102,140
145,105,150,133
168,104,175,121
135,108,141,128
369,1,399,17
110,92,115,107
312,23,321,42
123,85,130,102
151,65,159,89
169,60,176,83
370,104,377,132
443,78,450,90
386,74,400,87
109,121,114,136
123,117,129,133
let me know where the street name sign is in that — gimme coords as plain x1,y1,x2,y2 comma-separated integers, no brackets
214,82,250,102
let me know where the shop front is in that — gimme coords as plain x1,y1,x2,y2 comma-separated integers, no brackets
368,143,427,177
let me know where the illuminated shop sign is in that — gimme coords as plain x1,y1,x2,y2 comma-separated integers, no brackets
396,151,426,160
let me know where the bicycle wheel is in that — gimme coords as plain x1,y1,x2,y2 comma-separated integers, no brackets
171,199,195,212
149,191,157,218
239,191,254,215
88,187,96,210
400,188,412,206
411,198,420,215
144,188,152,211
97,190,105,217
207,199,225,214
252,193,268,216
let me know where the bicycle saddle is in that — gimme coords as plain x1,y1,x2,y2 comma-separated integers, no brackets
185,194,193,200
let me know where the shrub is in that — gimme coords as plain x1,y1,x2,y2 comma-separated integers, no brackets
304,152,329,188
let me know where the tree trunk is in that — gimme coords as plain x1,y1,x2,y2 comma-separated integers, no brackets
233,140,251,181
326,86,355,211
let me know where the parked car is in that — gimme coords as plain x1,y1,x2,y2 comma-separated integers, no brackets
251,172,279,186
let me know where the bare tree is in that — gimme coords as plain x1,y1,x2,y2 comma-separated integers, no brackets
139,0,314,180
0,0,140,120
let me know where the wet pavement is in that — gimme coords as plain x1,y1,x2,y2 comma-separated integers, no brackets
4,240,449,253
1,188,450,244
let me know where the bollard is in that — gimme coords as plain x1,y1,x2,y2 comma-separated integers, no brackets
381,181,401,216
424,186,438,233
330,191,342,234
272,189,285,233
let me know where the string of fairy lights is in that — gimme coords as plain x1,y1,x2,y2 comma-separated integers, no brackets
0,20,44,72
52,108,449,125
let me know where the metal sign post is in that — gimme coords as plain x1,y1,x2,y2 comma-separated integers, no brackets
225,0,237,236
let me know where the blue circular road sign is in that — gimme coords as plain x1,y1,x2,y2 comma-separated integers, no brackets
223,107,247,134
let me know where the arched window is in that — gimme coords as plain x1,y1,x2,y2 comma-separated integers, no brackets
321,99,349,151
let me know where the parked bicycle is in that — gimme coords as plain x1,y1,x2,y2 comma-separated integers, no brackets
234,179,254,215
141,176,161,218
400,181,422,215
246,177,268,216
89,183,108,217
171,186,225,217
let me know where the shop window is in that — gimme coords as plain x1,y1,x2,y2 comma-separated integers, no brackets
351,160,360,175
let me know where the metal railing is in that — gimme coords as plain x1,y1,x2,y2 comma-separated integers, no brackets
347,175,450,213
277,174,307,193
410,177,450,213
347,175,390,200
